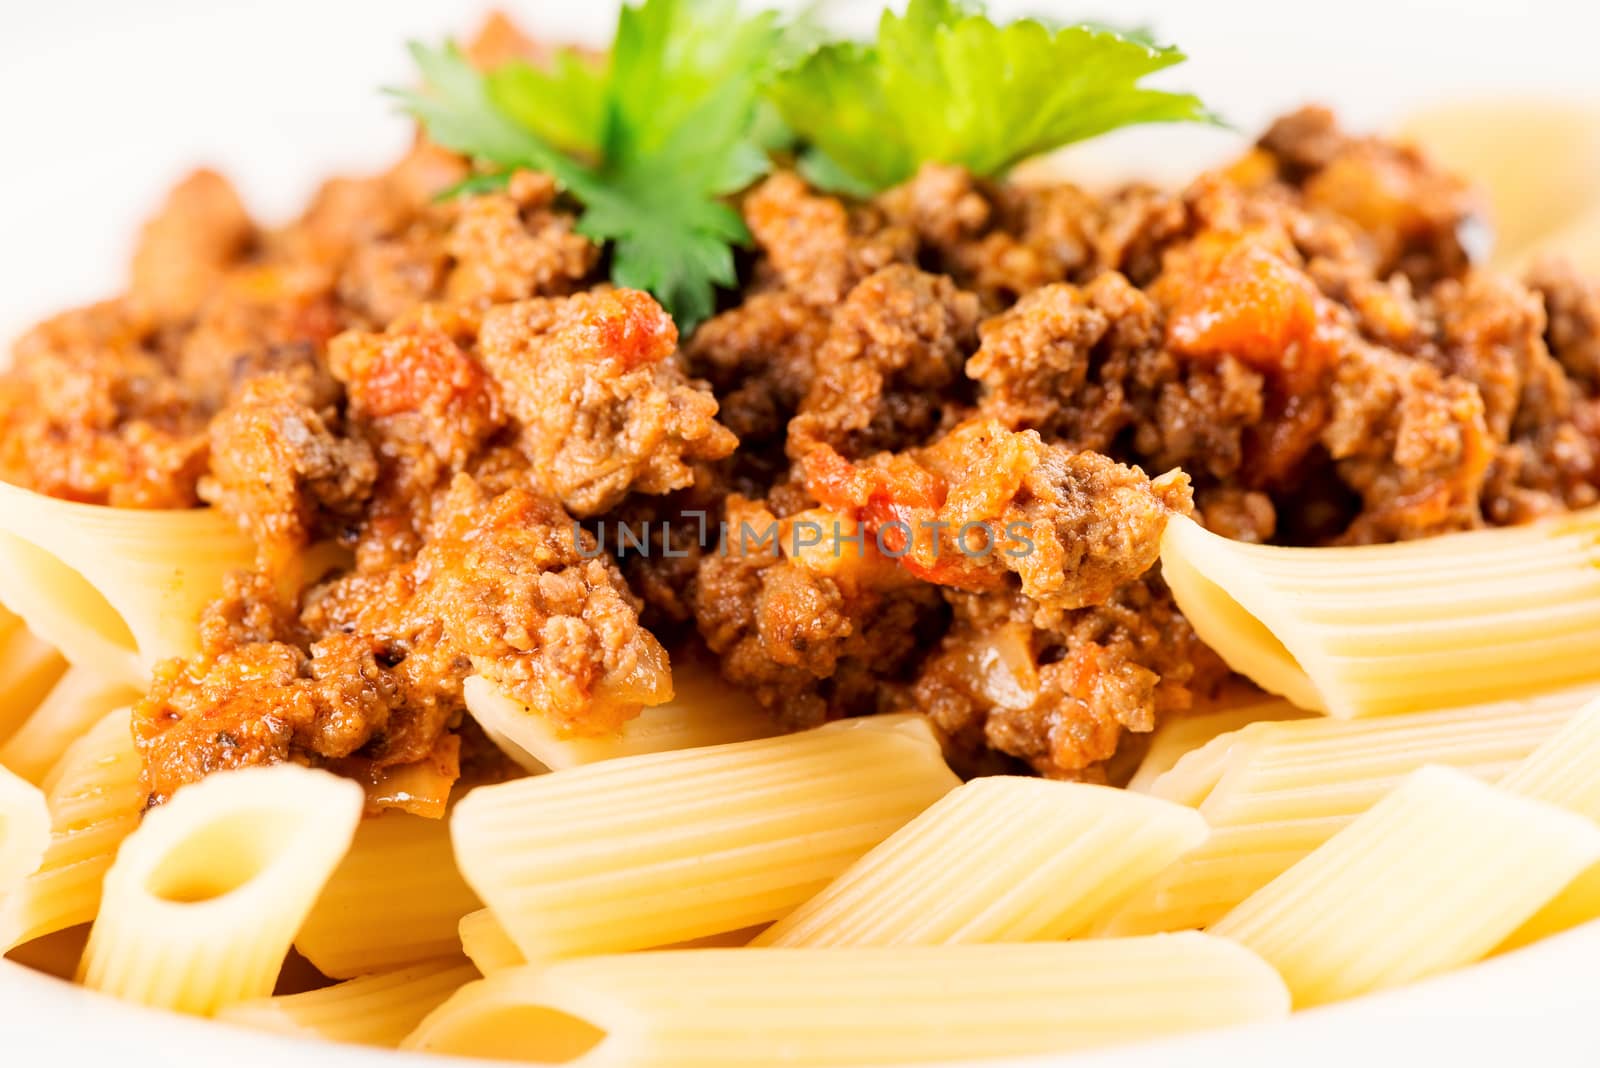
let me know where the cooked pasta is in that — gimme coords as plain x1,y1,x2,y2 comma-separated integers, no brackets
0,609,68,746
296,810,482,979
1101,686,1595,934
403,936,1290,1066
219,959,480,1048
451,716,960,961
0,667,141,785
0,707,143,951
1126,696,1308,794
1210,766,1600,1008
1161,509,1600,717
79,764,363,1015
0,764,49,894
754,777,1207,947
0,481,255,687
459,909,524,976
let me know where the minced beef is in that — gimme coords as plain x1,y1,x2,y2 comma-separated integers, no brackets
6,61,1600,802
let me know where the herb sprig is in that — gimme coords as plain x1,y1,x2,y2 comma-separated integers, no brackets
394,0,1213,331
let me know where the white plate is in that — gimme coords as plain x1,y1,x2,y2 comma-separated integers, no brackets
4,0,1600,1064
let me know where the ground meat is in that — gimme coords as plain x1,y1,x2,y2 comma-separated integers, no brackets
685,291,828,445
787,265,981,458
1529,257,1600,391
742,172,914,307
128,169,255,325
478,288,737,516
445,171,598,305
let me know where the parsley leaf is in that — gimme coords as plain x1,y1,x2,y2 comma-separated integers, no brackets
769,0,1216,192
396,0,782,332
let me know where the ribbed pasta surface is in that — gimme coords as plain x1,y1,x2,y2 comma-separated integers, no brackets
458,909,524,975
451,716,960,961
219,959,479,1047
1210,766,1600,1007
0,667,140,785
1162,508,1600,716
79,764,363,1015
756,777,1206,947
0,764,49,892
0,609,67,746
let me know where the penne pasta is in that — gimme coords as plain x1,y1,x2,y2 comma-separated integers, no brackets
463,664,777,774
1160,509,1600,717
0,481,256,687
1101,686,1596,934
0,609,68,748
754,777,1207,947
0,667,141,785
79,764,364,1016
1210,766,1600,1008
403,936,1290,1066
296,810,482,980
0,764,49,894
1126,696,1309,794
459,908,524,976
0,707,144,951
218,959,480,1048
1495,698,1600,949
451,716,960,962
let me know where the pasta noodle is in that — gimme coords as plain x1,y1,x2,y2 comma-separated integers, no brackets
0,667,141,785
0,764,49,894
0,480,255,687
0,707,143,951
0,609,68,747
79,764,363,1015
1160,509,1600,717
1100,686,1596,934
1209,766,1600,1008
464,663,775,774
219,959,479,1048
451,715,960,961
754,776,1207,947
1126,695,1308,794
403,935,1290,1066
1496,698,1600,949
459,909,524,976
296,810,482,979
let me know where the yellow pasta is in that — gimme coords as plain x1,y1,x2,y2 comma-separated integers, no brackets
754,777,1207,947
0,667,141,785
1496,698,1600,949
1126,695,1308,794
452,715,960,961
459,908,524,976
1210,766,1600,1008
1160,509,1600,717
296,810,482,979
0,609,68,747
0,707,143,951
404,935,1289,1066
1101,686,1595,934
0,481,255,687
79,764,363,1016
219,959,479,1048
464,665,775,775
0,765,49,893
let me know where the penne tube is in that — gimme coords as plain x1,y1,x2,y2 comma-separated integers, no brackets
1496,698,1600,949
1160,509,1600,717
0,667,141,785
1126,696,1309,794
0,707,144,951
296,810,482,979
1210,766,1600,1008
755,777,1207,947
0,481,256,688
1101,686,1595,934
79,764,363,1016
0,764,49,893
219,959,480,1048
463,665,776,775
403,935,1290,1067
0,609,68,748
459,908,525,976
451,716,960,961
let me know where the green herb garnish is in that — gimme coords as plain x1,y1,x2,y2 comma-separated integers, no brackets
769,0,1215,192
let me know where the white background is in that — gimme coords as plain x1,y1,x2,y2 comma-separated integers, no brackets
2,1,1599,1065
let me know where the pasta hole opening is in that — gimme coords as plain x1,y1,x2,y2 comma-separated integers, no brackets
143,806,304,904
432,1004,606,1063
